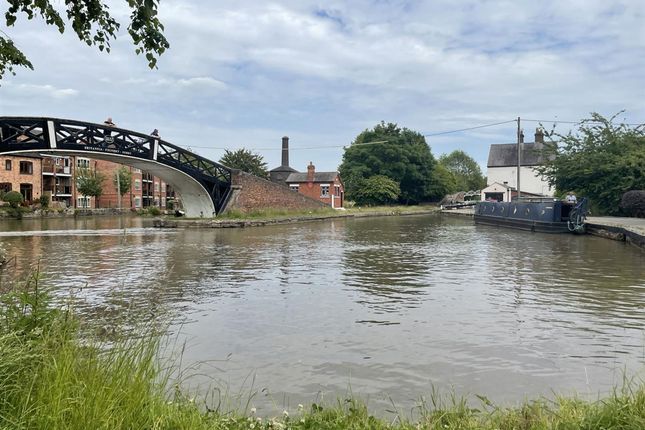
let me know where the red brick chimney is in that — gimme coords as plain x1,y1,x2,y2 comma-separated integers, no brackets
307,162,315,182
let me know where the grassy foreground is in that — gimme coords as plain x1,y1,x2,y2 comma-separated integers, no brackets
1,275,644,429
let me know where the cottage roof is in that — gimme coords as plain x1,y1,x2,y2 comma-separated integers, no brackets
487,142,555,167
285,171,339,183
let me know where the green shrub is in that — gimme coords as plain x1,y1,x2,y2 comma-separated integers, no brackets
148,206,161,216
39,195,49,208
620,190,645,218
3,191,23,208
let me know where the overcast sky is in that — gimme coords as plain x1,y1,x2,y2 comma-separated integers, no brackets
1,0,644,172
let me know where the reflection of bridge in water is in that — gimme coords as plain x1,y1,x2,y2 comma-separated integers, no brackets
0,117,232,217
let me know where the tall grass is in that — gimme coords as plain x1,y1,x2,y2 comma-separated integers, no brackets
0,272,643,429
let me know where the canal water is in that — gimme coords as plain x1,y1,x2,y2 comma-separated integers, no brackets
1,214,643,414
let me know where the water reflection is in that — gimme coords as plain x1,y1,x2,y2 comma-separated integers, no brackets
0,214,643,414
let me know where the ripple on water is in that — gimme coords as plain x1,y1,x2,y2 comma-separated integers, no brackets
1,214,644,412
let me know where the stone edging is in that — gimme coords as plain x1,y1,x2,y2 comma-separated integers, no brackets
586,223,645,251
153,209,439,229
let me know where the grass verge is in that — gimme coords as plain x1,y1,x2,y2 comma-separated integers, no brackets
0,273,643,429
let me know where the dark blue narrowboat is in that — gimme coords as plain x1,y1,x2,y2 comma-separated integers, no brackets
474,198,588,233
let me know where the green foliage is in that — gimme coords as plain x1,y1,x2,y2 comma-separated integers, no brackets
351,175,400,206
340,122,446,204
620,190,645,217
219,148,269,178
439,150,487,191
3,190,23,208
148,206,161,216
1,0,169,80
536,112,645,215
39,195,49,208
75,167,105,200
113,166,133,197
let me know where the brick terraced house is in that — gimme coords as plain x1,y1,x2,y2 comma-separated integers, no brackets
285,162,344,208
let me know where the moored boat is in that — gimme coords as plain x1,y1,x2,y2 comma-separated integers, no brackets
474,198,588,233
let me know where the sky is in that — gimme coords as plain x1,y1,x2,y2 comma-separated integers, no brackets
1,0,644,173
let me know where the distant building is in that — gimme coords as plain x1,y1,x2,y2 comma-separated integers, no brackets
0,155,42,203
269,136,298,184
268,136,344,208
486,128,554,197
285,162,344,208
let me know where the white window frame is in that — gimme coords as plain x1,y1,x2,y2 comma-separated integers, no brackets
320,184,330,197
77,196,91,208
134,179,141,191
76,157,90,169
289,184,299,192
134,197,141,208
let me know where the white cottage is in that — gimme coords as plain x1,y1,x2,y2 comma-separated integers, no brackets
486,128,554,197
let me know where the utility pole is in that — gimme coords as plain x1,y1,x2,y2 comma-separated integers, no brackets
516,116,521,201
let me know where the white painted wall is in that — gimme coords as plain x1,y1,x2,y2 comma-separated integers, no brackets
487,166,553,196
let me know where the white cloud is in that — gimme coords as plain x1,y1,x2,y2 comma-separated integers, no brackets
1,0,644,172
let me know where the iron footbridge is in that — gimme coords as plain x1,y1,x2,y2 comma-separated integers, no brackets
0,117,232,217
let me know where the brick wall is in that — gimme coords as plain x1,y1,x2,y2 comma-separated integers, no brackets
223,170,327,214
0,156,42,203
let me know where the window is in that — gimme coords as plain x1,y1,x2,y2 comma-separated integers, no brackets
161,183,166,193
161,197,166,207
154,182,159,192
0,183,11,193
289,184,299,192
19,161,33,175
77,196,91,208
132,168,141,174
334,185,341,196
5,160,11,171
134,179,141,191
154,198,159,207
77,158,90,169
320,184,330,197
134,197,141,208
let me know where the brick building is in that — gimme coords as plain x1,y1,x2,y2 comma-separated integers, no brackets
0,155,42,203
284,162,344,208
0,154,176,210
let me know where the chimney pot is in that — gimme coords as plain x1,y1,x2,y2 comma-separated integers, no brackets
534,128,544,147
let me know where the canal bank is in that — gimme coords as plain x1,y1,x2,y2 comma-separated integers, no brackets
441,208,645,250
153,207,440,228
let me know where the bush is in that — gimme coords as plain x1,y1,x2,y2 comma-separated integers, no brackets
148,207,161,216
3,191,23,208
620,190,645,218
39,195,49,208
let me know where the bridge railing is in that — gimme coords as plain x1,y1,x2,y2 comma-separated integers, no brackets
0,116,233,213
0,116,231,182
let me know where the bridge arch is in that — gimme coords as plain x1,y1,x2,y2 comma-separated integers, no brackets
0,117,232,217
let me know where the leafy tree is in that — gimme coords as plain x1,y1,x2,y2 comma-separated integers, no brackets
427,163,458,197
219,148,268,178
113,166,133,197
3,191,23,208
536,112,645,215
1,0,169,80
351,175,401,206
340,122,446,204
75,167,105,206
439,150,486,191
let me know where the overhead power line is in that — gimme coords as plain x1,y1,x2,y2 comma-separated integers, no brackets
175,116,644,152
423,119,517,137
